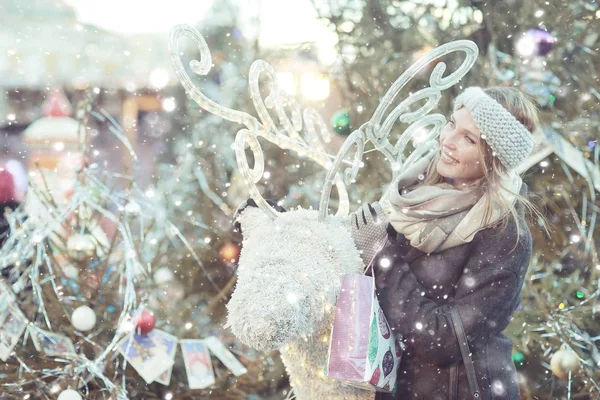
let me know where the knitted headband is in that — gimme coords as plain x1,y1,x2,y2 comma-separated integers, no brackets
453,87,534,170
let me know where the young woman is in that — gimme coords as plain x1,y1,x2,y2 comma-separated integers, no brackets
235,86,540,399
351,86,541,400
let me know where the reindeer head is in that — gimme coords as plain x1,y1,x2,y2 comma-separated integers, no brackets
225,207,362,351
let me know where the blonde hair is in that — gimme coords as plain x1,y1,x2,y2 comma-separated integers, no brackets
423,86,546,249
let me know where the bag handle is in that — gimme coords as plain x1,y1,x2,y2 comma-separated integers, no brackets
449,306,481,399
363,238,390,277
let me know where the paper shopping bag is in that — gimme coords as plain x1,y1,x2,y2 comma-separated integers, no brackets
325,273,403,392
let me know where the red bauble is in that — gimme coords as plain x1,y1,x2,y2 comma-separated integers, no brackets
135,309,156,335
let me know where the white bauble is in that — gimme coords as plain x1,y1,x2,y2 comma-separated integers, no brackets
57,389,82,400
154,267,175,284
62,264,79,280
71,305,97,331
550,347,580,379
66,234,96,262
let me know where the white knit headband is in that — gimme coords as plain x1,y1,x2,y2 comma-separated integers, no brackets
453,87,534,170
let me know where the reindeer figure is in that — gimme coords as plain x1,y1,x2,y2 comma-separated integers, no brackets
170,25,478,399
229,206,369,399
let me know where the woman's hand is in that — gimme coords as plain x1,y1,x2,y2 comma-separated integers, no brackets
348,202,389,265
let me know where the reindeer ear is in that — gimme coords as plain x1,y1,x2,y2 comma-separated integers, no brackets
236,207,272,235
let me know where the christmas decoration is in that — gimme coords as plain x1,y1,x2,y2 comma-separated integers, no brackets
66,233,97,262
22,88,81,176
331,109,351,136
71,305,97,331
62,264,79,280
218,241,240,265
550,347,581,379
230,208,370,399
517,28,556,57
512,350,527,370
42,89,74,117
135,309,157,335
57,389,82,400
153,267,175,284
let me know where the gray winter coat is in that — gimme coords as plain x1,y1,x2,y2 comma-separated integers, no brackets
373,185,532,400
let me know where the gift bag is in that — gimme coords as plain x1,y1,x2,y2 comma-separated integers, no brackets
325,244,403,392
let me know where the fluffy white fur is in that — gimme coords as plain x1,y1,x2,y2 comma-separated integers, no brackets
227,208,373,400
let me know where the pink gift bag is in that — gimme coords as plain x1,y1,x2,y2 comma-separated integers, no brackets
325,243,403,392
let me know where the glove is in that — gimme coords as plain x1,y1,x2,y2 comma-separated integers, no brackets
348,202,389,265
233,198,286,233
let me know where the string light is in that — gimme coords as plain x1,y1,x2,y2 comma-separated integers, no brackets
170,25,478,220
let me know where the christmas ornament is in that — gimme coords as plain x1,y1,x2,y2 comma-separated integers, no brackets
229,208,373,399
62,264,79,280
512,350,527,370
57,389,82,400
71,305,96,331
330,110,351,136
154,267,175,284
219,241,241,265
550,346,580,379
517,28,556,57
135,309,156,335
66,233,97,262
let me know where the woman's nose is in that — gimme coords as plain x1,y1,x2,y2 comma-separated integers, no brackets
441,131,458,149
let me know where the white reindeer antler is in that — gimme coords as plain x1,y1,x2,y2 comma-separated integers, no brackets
170,25,350,220
318,40,479,219
170,25,479,220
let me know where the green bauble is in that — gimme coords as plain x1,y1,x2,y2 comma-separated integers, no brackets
331,110,351,136
512,351,527,370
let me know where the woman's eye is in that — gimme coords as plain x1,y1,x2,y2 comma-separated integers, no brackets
465,136,475,144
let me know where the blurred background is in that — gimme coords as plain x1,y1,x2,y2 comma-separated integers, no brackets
0,0,599,399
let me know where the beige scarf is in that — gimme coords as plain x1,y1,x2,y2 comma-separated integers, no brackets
385,154,522,254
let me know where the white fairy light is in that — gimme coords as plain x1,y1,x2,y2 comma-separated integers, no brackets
162,97,176,112
276,72,296,95
300,72,330,101
570,234,581,243
53,142,65,151
149,68,169,89
516,36,536,57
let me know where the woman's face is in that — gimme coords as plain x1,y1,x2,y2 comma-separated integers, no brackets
436,107,485,187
